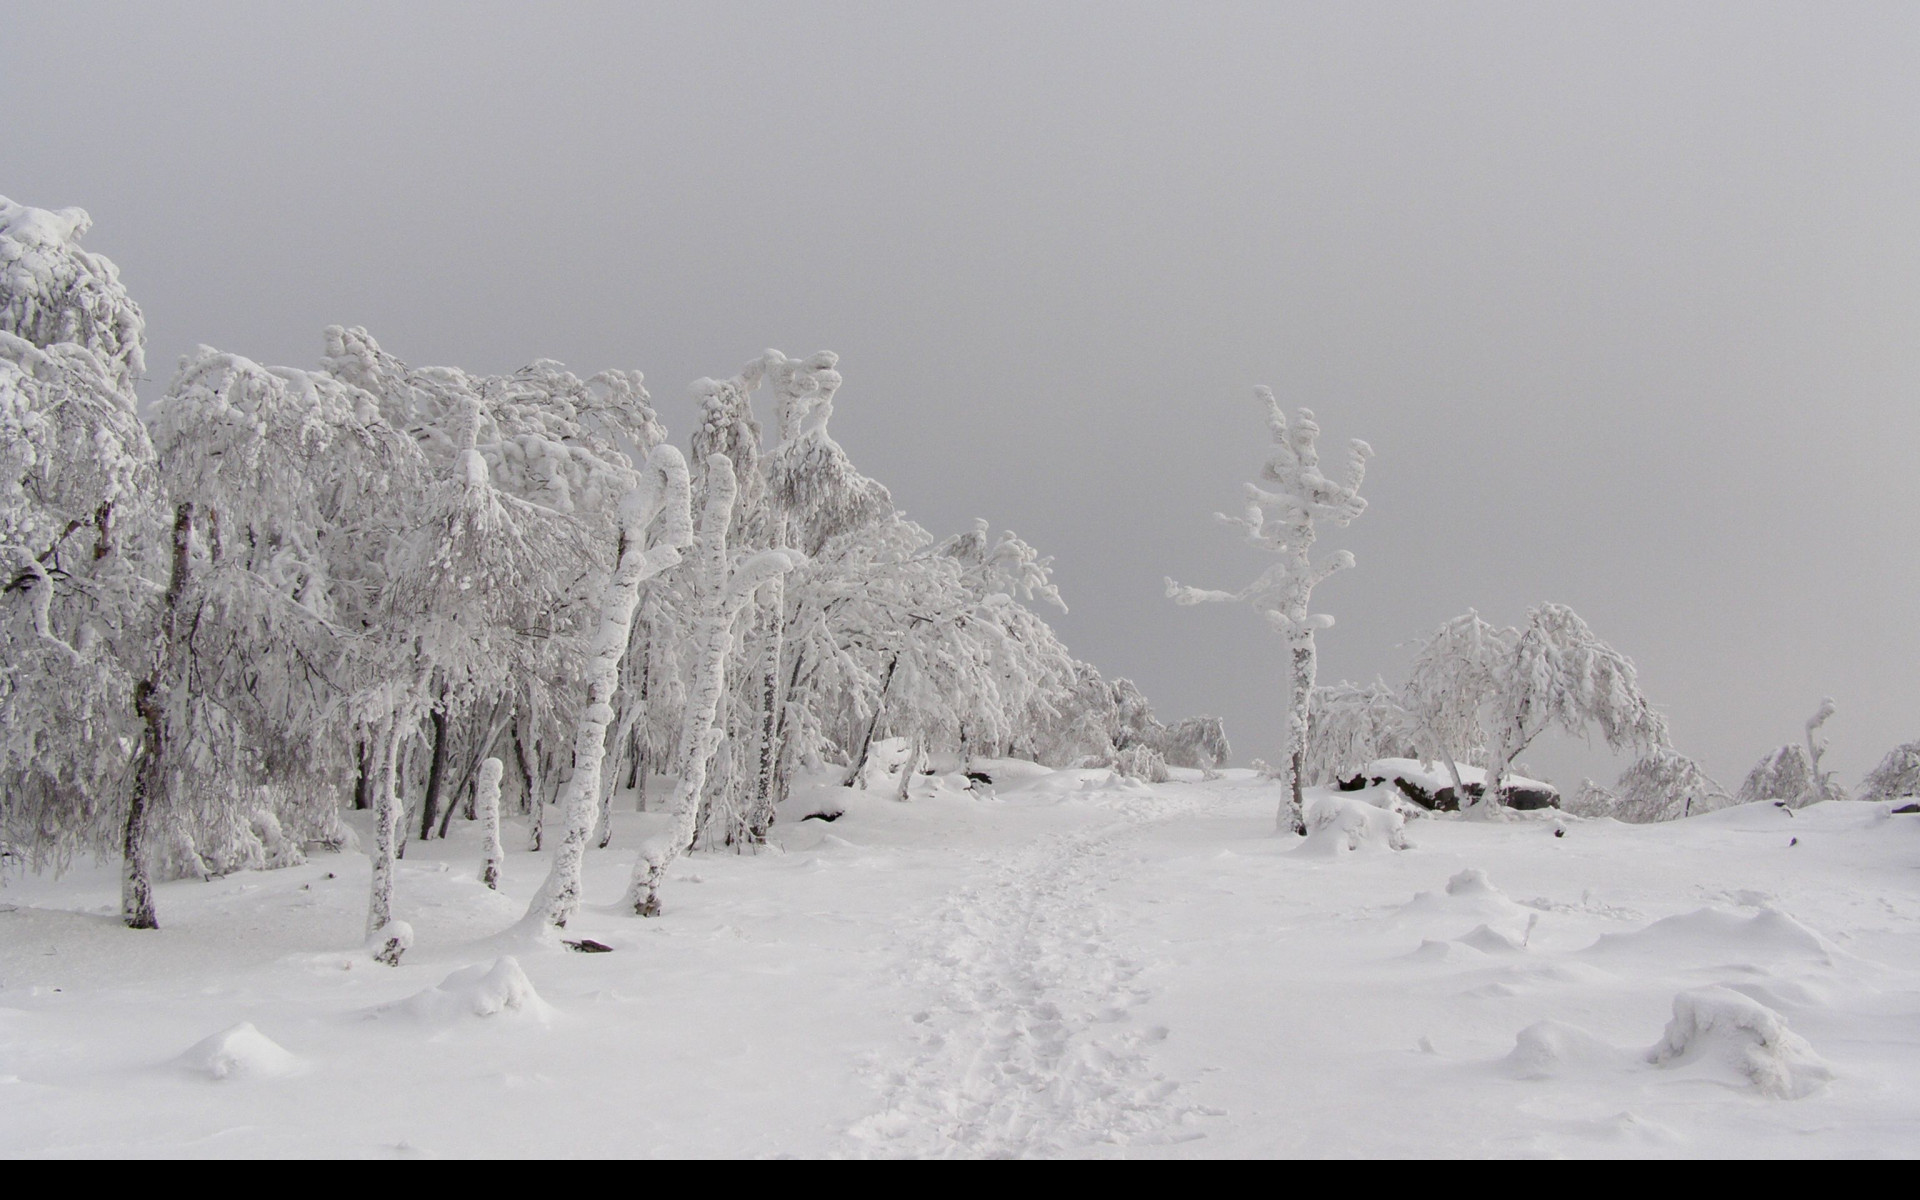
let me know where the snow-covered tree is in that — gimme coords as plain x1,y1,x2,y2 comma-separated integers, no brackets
1601,748,1733,822
525,444,692,929
764,351,891,557
0,199,145,394
1736,699,1846,808
1400,611,1513,797
1168,387,1372,834
1161,716,1232,773
1858,740,1920,804
1303,679,1414,786
0,198,164,924
624,454,798,916
1479,603,1668,811
150,348,415,931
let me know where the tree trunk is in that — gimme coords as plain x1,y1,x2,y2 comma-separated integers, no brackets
626,455,746,916
367,716,402,939
527,740,547,852
512,717,536,816
121,501,193,929
748,576,784,842
477,757,504,889
626,601,734,915
440,698,511,838
417,694,451,841
353,738,373,811
772,640,810,808
526,468,691,930
844,654,899,787
895,735,923,802
596,687,646,847
1281,625,1314,836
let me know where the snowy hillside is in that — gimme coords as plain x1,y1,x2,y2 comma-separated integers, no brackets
4,767,1916,1158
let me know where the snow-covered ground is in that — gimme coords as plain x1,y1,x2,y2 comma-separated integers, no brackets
3,767,1917,1158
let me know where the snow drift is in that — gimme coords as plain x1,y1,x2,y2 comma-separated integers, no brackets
383,957,553,1024
175,1022,303,1081
1645,986,1832,1099
1583,906,1837,967
1503,1020,1630,1080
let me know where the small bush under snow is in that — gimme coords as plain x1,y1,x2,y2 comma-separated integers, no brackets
1646,986,1832,1099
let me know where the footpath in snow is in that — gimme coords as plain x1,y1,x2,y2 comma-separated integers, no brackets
2,766,1918,1158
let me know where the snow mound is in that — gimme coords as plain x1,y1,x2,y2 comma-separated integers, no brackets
1646,986,1833,1099
1297,795,1408,855
1408,938,1487,963
1394,868,1530,929
1457,922,1528,954
1583,906,1836,967
386,957,553,1024
176,1022,303,1081
1503,1020,1627,1080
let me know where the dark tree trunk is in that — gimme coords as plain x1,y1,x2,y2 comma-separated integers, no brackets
417,697,451,841
511,717,535,815
440,699,510,838
123,501,193,929
353,738,373,811
748,582,783,843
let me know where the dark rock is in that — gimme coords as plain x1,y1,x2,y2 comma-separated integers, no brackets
1337,774,1369,792
802,810,843,823
1503,785,1561,812
965,771,994,786
1381,771,1559,813
563,938,613,953
1892,803,1920,815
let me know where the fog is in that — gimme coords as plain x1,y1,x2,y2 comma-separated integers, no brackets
5,1,1916,790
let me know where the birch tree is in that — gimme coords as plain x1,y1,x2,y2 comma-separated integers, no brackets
624,454,798,916
1168,387,1372,834
525,445,692,929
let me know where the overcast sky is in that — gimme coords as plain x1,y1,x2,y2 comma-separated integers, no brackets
6,2,1916,790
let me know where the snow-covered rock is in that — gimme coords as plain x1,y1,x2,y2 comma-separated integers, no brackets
1353,757,1559,812
1646,986,1833,1099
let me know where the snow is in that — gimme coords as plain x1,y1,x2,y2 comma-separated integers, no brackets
383,958,552,1024
175,1022,304,1081
3,773,1919,1157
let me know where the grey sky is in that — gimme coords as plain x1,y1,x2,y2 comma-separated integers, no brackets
5,2,1916,790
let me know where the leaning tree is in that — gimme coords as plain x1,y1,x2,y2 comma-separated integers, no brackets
1479,603,1669,811
1168,386,1372,834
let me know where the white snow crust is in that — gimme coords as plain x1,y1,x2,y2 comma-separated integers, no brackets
2,774,1917,1157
